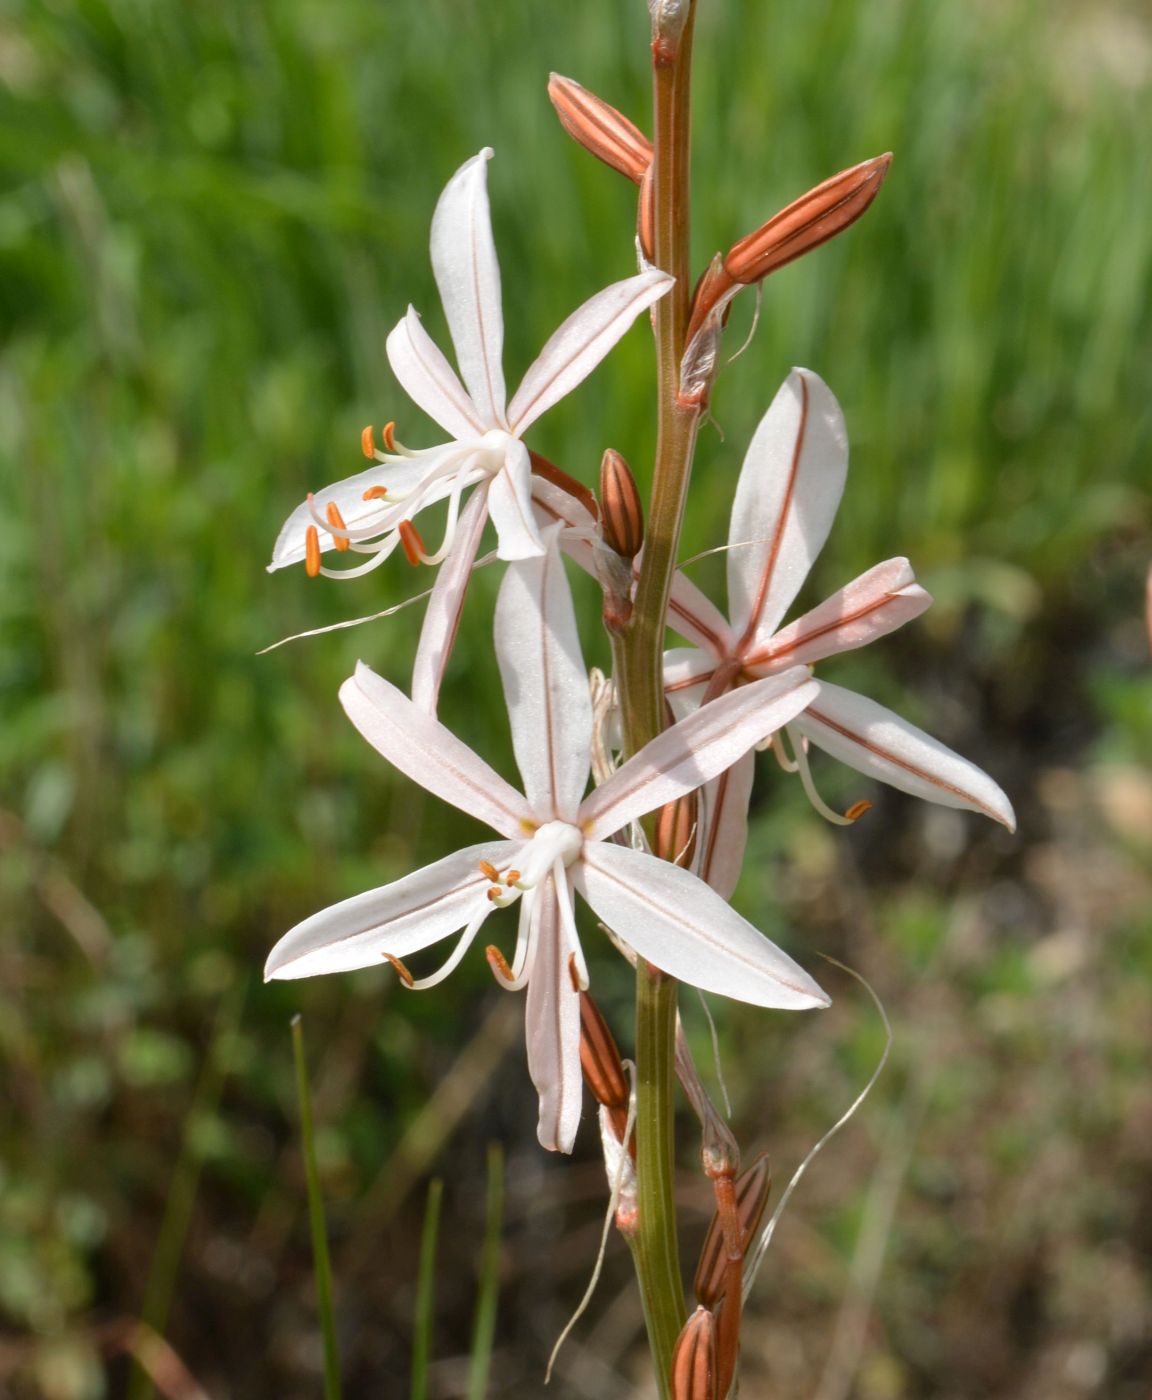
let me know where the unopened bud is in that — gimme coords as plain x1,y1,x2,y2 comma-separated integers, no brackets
693,1152,771,1307
548,74,652,185
599,449,645,562
654,789,698,868
670,1307,717,1400
724,153,892,285
579,991,630,1119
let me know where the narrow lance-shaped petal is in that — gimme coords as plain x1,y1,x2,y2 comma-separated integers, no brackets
430,147,507,427
495,527,592,821
265,841,518,981
727,367,848,646
340,662,532,840
792,680,1017,829
525,872,583,1153
575,844,828,1010
386,306,486,440
581,667,818,841
411,487,491,714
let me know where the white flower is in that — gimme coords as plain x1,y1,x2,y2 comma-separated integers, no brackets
663,368,1015,894
265,536,826,1152
269,148,671,580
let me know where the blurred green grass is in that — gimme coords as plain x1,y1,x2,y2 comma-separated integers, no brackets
0,0,1149,1395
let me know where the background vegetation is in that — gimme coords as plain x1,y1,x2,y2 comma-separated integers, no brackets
1,0,1149,1394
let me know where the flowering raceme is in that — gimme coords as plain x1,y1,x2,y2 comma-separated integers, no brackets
265,536,828,1151
268,149,670,584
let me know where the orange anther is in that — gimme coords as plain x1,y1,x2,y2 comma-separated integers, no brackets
568,953,582,994
360,424,376,459
381,421,397,452
485,945,514,983
382,952,414,987
325,501,350,552
844,799,873,822
478,859,501,882
362,485,389,501
505,870,521,886
486,886,502,902
304,525,321,578
398,519,425,566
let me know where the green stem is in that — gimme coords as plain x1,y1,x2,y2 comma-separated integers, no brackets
612,11,703,1391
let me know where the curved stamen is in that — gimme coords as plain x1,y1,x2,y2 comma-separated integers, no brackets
766,729,800,770
307,490,399,543
401,908,493,991
318,533,403,579
786,722,867,826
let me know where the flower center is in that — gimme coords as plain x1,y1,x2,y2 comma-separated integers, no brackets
476,428,518,474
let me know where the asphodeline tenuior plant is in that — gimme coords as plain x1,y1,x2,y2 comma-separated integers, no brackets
266,2,1014,1394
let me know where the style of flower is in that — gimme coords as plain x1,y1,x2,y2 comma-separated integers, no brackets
268,148,671,583
663,367,1015,895
265,535,827,1153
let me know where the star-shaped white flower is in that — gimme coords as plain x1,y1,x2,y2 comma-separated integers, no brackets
265,536,826,1153
662,368,1015,894
269,148,671,582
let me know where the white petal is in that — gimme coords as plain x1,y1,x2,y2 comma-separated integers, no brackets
745,558,931,673
431,148,507,427
662,647,718,710
727,368,848,642
495,530,592,822
693,749,755,899
340,662,532,839
525,874,584,1153
581,668,817,841
666,571,734,657
507,270,673,435
488,439,545,560
575,844,828,1009
411,486,491,715
264,841,516,980
793,679,1016,829
386,307,485,440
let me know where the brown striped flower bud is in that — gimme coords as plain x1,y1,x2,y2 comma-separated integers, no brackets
654,789,698,868
599,449,644,562
671,1307,717,1400
548,74,652,185
693,1152,772,1307
724,153,892,285
579,990,630,1116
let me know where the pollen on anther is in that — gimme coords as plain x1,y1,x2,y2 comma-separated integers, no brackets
360,424,376,459
505,870,521,886
325,501,350,552
478,859,501,882
382,952,414,987
381,420,397,452
485,945,513,983
304,525,321,578
398,519,425,566
844,799,873,822
362,485,389,501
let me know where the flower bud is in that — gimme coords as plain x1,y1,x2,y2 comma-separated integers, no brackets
547,75,652,185
693,1152,772,1307
654,789,698,868
599,449,645,562
724,153,892,285
579,990,630,1123
670,1307,717,1400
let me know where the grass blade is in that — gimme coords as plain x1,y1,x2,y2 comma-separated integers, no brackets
291,1015,342,1400
411,1178,444,1400
466,1143,504,1400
